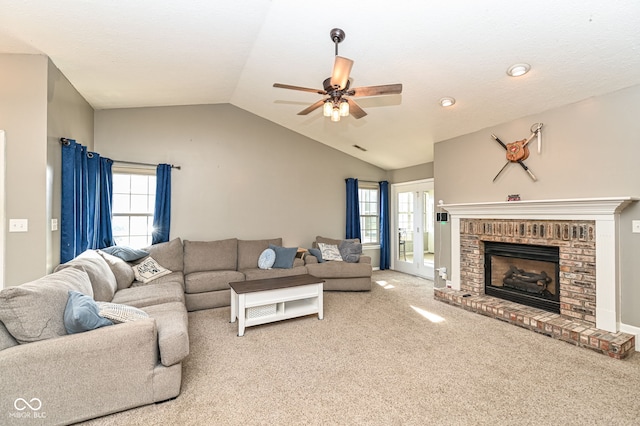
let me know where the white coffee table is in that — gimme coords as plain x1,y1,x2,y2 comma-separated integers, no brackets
229,274,324,336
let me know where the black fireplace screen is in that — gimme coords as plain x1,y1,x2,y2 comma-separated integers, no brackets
484,242,560,313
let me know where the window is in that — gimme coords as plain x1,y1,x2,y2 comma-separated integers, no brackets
359,186,379,244
112,172,156,248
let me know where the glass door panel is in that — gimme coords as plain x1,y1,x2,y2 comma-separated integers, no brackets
392,181,434,279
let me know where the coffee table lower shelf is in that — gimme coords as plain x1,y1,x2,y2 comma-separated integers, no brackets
230,275,324,336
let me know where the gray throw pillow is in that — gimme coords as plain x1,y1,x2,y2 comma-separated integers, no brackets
269,244,298,269
64,291,113,334
101,246,149,262
308,248,324,263
339,239,362,263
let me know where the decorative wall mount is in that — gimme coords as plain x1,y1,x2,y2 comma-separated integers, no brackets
492,123,543,182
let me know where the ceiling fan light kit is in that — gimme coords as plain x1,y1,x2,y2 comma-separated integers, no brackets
507,63,531,77
273,28,403,122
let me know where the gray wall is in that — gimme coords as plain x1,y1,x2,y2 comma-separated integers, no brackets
0,54,93,287
46,59,95,274
434,84,640,327
388,162,434,184
94,104,387,256
0,54,48,286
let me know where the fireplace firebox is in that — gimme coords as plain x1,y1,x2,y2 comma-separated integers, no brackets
484,242,560,313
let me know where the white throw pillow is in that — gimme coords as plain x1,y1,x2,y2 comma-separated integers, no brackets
318,243,343,262
132,256,172,284
96,302,150,323
258,248,276,269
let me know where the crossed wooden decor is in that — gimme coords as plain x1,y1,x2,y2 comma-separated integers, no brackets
492,123,543,182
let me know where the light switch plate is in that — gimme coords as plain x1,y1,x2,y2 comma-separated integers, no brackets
9,219,28,232
633,220,640,233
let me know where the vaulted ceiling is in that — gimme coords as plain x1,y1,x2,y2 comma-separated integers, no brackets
1,1,639,170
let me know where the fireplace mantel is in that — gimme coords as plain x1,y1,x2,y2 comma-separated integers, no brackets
441,196,638,333
441,197,638,219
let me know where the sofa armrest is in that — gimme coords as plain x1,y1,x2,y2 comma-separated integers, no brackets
358,255,372,264
0,319,157,425
304,255,319,265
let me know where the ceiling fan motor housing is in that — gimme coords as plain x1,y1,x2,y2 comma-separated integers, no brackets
330,28,346,44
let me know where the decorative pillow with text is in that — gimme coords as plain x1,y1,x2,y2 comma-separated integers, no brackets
318,243,343,262
132,256,172,284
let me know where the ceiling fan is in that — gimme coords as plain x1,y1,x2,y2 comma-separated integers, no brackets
273,28,403,122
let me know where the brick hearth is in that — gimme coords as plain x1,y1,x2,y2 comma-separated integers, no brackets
435,288,635,359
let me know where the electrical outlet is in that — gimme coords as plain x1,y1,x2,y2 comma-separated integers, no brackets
633,220,640,233
9,219,28,233
51,218,58,231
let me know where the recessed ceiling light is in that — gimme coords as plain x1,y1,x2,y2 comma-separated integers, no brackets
439,97,456,107
507,63,531,77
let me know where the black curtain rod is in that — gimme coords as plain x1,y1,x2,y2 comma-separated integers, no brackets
60,138,181,170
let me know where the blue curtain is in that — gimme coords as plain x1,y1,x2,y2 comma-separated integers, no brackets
61,139,114,263
152,164,172,244
379,180,391,269
345,178,361,240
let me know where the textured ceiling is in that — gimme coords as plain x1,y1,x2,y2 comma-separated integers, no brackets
1,1,639,170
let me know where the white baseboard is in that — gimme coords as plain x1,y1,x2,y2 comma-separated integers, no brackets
620,323,640,351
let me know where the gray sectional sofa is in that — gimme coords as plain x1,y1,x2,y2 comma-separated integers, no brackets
0,235,371,425
0,239,188,426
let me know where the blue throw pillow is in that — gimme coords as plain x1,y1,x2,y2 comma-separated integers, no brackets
308,247,324,263
64,291,113,334
101,246,149,262
269,244,298,269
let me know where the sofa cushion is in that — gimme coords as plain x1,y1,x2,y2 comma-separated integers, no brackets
142,302,189,367
0,320,18,350
111,281,185,308
132,257,172,284
237,238,282,270
315,236,343,247
64,291,113,334
131,271,184,290
101,245,149,262
143,238,183,272
269,244,297,269
0,268,93,343
242,266,308,281
306,261,373,279
183,239,238,274
55,250,118,302
97,249,135,290
339,239,362,263
185,270,245,293
96,301,150,323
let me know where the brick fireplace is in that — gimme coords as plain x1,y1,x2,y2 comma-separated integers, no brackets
434,197,637,359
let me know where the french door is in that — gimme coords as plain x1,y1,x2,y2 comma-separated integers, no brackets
392,180,434,279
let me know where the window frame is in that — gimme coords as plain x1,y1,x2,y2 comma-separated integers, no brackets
358,184,380,246
111,167,157,249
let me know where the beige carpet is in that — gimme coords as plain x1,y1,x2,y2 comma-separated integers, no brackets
84,270,640,425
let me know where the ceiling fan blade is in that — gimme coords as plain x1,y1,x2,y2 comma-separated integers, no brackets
273,83,325,95
350,83,403,97
347,98,367,119
329,56,354,90
297,99,326,115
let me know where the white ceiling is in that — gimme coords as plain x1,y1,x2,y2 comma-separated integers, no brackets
1,1,639,170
